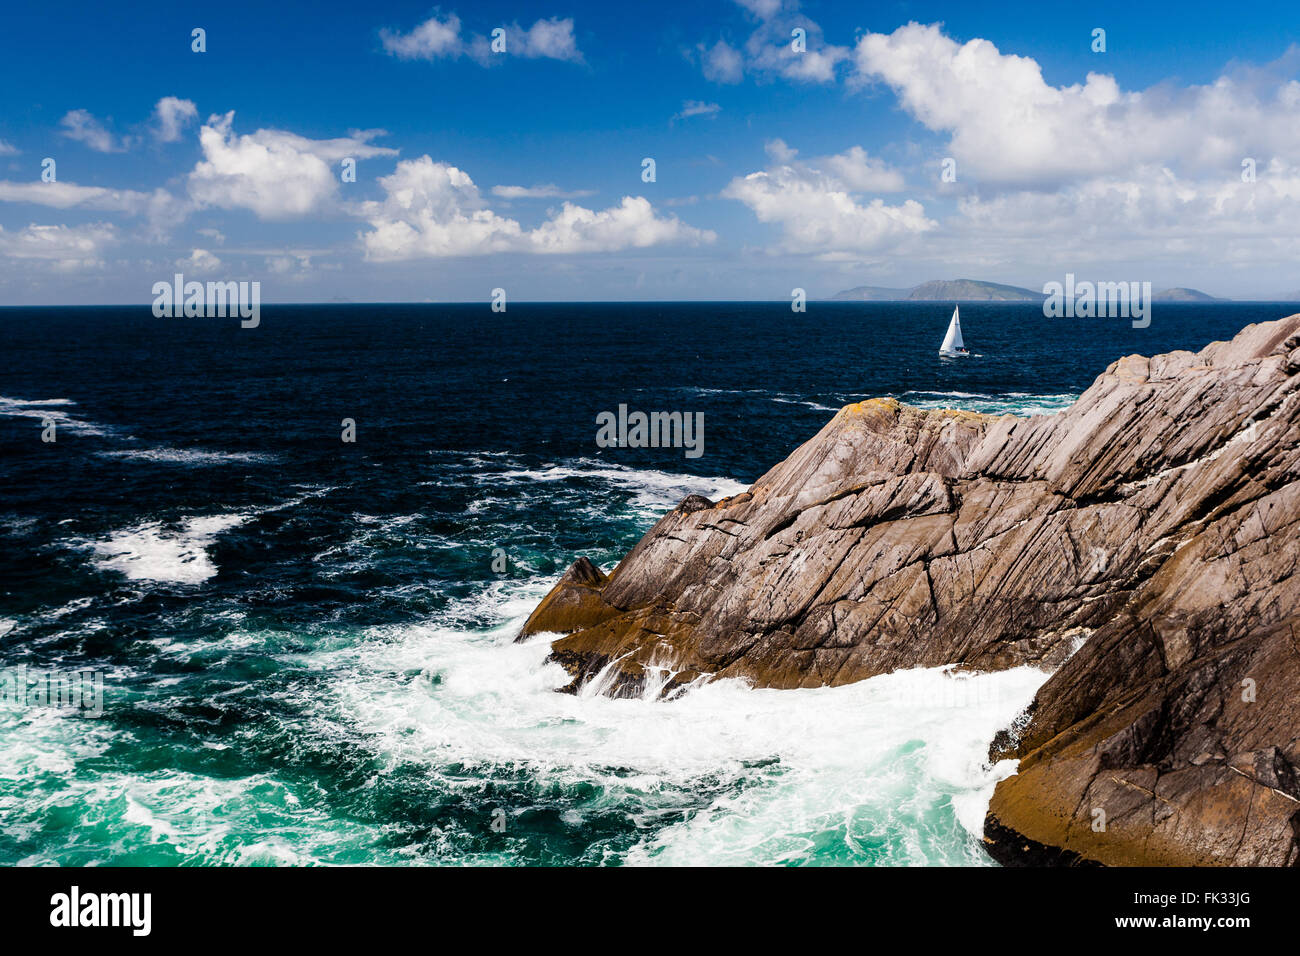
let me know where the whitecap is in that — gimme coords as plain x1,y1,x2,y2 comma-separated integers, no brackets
85,514,249,584
97,448,278,466
492,458,749,515
0,395,113,437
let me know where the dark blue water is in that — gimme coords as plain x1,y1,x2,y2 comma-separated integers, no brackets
0,302,1291,865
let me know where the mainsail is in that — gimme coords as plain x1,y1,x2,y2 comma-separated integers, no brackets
939,305,964,354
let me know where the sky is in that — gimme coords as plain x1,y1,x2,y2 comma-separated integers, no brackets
1,0,1299,303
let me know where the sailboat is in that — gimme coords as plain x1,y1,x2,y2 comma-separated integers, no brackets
938,305,969,356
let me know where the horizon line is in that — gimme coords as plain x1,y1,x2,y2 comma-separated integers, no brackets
3,298,1300,309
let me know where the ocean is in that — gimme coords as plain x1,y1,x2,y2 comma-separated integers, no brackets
0,301,1291,866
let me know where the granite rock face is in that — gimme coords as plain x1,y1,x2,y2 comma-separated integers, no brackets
522,316,1300,864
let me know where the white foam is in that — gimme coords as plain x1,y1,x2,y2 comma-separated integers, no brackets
87,514,248,584
770,395,840,412
316,581,1049,866
493,458,749,515
0,395,112,437
896,390,1079,418
97,448,278,466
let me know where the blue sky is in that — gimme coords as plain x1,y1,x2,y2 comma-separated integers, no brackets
2,0,1299,302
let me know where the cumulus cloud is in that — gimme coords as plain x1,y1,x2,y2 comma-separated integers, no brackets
934,162,1300,273
723,143,924,255
734,0,783,17
176,248,222,273
0,222,116,269
746,28,848,84
381,13,582,65
59,110,129,153
360,159,522,258
853,22,1300,188
153,97,198,143
359,156,713,260
380,13,463,59
187,112,397,219
764,139,797,163
526,197,712,253
265,253,314,275
494,17,581,62
813,144,905,192
698,0,848,85
700,40,744,84
823,22,1300,281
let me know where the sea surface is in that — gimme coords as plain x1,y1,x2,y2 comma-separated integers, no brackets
0,301,1292,866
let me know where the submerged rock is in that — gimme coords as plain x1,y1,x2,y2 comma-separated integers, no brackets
521,315,1300,864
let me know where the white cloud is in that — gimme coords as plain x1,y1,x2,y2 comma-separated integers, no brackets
0,140,18,156
746,28,848,84
853,23,1300,188
758,140,905,194
734,0,783,17
361,159,526,258
0,180,189,238
826,22,1300,281
490,184,595,199
527,197,712,253
936,162,1300,273
176,248,222,273
0,222,116,269
380,13,463,59
723,145,929,255
59,109,129,153
187,112,397,220
701,40,743,84
673,100,722,122
764,138,797,163
153,97,198,143
360,156,713,260
818,145,905,192
265,253,313,275
501,17,581,62
197,227,225,244
0,180,152,212
699,1,848,85
381,14,582,65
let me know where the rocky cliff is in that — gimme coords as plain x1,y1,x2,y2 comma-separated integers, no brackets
521,316,1300,865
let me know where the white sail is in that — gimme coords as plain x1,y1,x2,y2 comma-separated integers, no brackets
939,305,964,354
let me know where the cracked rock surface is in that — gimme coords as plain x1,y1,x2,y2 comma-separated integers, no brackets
521,316,1300,865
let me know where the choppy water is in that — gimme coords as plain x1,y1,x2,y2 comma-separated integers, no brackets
0,301,1290,865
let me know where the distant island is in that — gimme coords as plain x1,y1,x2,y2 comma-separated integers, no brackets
1152,287,1219,302
827,278,1225,302
829,279,1041,301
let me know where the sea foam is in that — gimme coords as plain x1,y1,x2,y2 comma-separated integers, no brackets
318,571,1048,866
87,515,248,585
